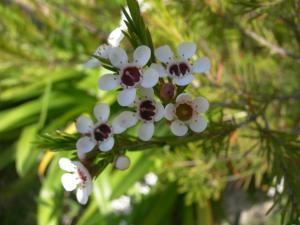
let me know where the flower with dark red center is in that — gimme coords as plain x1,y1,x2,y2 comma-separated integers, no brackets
93,124,111,141
139,100,156,121
98,46,159,106
168,62,191,78
59,158,93,205
121,67,142,87
152,42,211,86
76,103,118,155
112,88,165,141
165,93,209,136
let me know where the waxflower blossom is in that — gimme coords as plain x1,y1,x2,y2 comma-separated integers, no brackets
76,103,116,155
59,158,93,205
152,42,211,86
165,93,209,136
112,88,164,141
98,46,159,106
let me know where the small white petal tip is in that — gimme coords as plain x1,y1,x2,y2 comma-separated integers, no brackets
115,155,131,170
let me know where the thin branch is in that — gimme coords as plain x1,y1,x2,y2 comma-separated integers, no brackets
214,9,300,60
242,29,300,59
122,117,257,152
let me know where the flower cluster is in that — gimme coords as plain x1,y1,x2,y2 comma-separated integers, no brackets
59,41,210,204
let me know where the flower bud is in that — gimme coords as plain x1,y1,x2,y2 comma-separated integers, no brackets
159,83,176,102
115,155,131,170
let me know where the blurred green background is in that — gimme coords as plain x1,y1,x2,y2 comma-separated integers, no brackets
1,0,300,225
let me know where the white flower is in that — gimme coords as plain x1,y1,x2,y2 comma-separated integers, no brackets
267,177,284,197
144,172,158,186
84,44,112,68
111,195,132,215
135,182,150,195
76,103,116,155
153,42,211,86
98,46,159,106
165,93,209,136
115,155,131,170
59,158,93,205
112,88,164,141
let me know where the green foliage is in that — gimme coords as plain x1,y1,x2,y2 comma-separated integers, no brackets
37,132,80,152
16,124,39,177
121,0,155,62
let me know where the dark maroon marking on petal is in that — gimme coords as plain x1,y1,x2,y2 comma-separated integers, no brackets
169,62,190,77
121,67,141,87
139,100,156,121
175,103,193,121
169,64,180,77
179,62,190,75
77,169,87,184
94,124,111,141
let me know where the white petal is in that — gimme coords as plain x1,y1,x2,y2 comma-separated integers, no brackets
108,27,124,47
76,136,96,154
61,173,77,191
109,47,128,68
77,151,86,161
192,57,211,73
99,74,119,90
112,121,127,134
76,115,94,134
165,103,175,121
99,137,115,152
177,42,196,59
112,111,138,133
115,155,131,170
58,158,76,172
193,96,209,113
141,68,159,88
133,45,151,67
86,181,93,195
83,58,100,68
95,44,111,59
150,63,167,77
138,122,155,141
174,74,194,86
189,116,207,133
170,120,188,136
140,87,154,98
154,102,165,122
76,187,89,205
93,103,110,122
154,45,173,63
118,88,136,106
176,93,193,103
